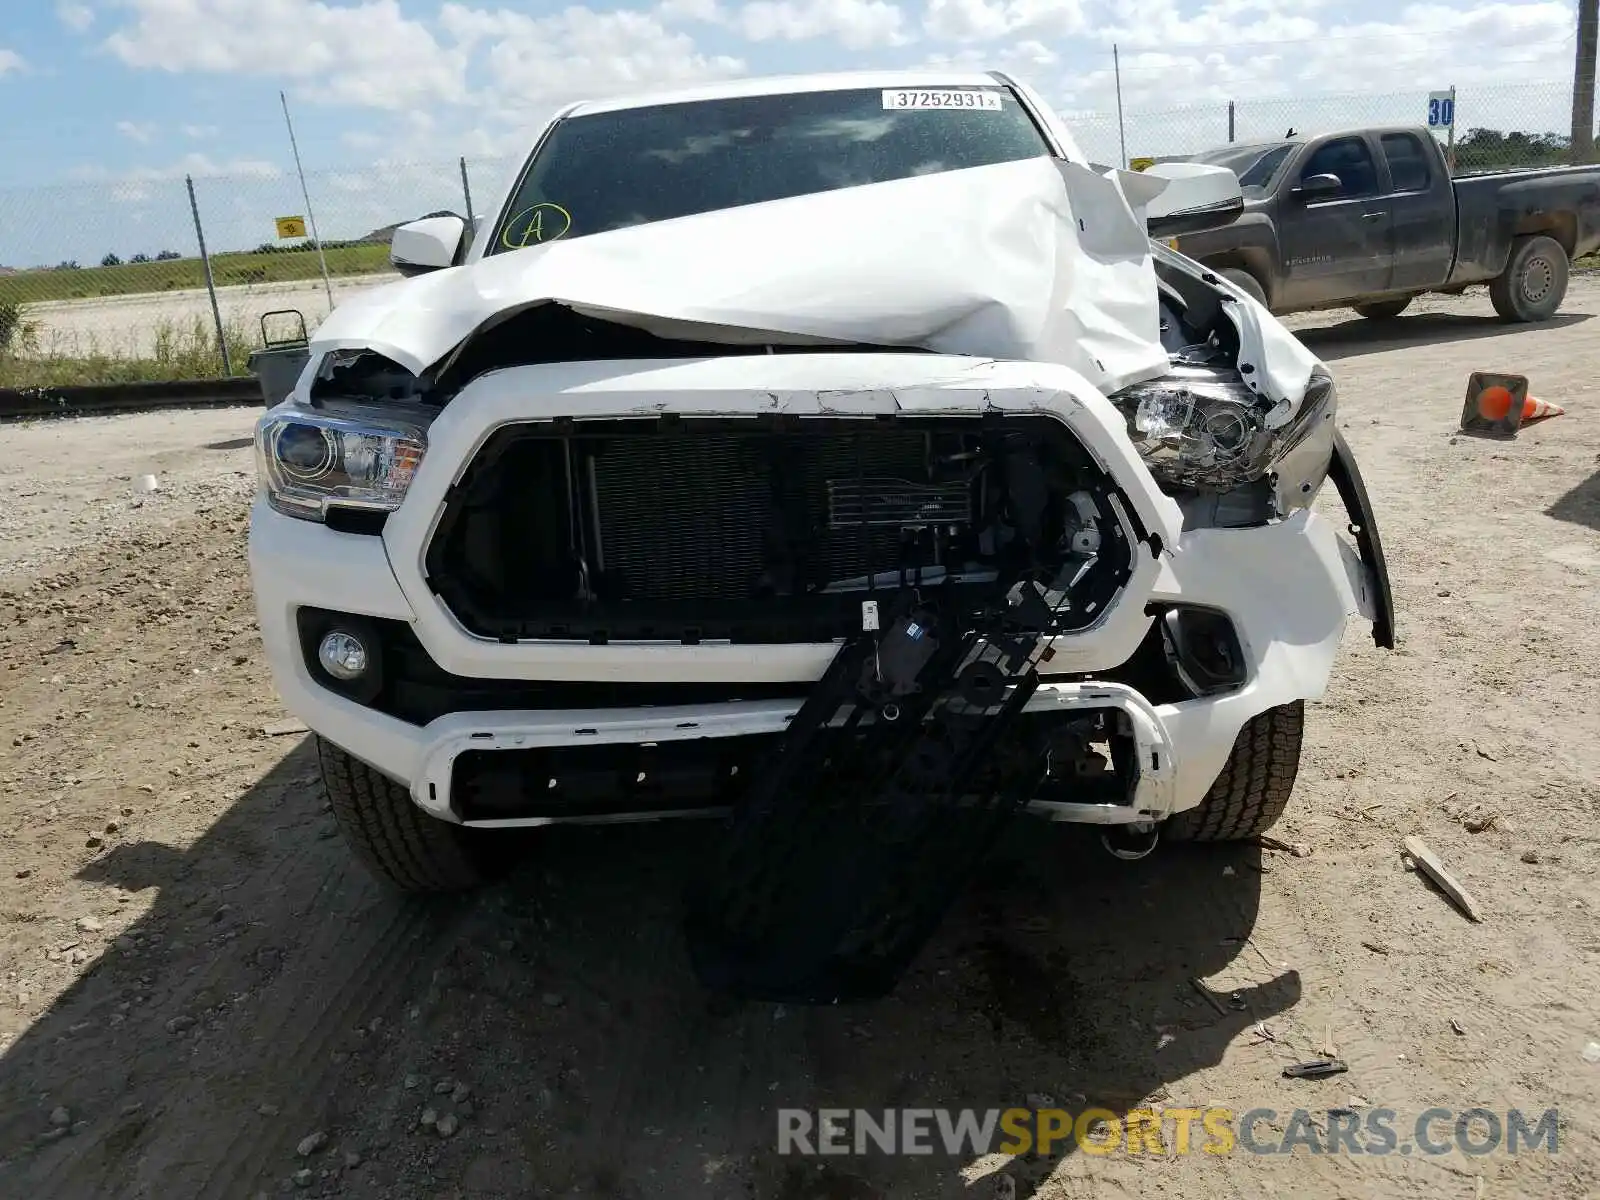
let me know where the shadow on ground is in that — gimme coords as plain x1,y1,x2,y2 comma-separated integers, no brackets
1547,467,1600,535
1293,310,1591,361
0,742,1290,1199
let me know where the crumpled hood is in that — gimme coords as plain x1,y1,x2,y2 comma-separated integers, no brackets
308,156,1177,396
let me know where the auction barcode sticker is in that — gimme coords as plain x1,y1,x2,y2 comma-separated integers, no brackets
881,89,1003,111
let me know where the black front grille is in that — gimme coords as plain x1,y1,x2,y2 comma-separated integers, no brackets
588,428,936,602
425,415,1129,645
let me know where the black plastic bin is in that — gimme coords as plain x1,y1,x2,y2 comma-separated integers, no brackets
248,309,311,408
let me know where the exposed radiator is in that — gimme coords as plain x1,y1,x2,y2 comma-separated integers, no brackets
586,430,951,602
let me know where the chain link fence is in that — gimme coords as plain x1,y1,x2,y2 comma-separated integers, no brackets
0,77,1587,388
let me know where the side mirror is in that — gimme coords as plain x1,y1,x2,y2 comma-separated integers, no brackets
390,215,466,277
1291,173,1342,200
1138,162,1246,238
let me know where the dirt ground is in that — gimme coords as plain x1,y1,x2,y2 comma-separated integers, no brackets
1,280,1598,1200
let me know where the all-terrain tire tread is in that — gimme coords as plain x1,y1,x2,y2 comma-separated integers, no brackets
1166,701,1303,842
1489,234,1569,323
318,737,486,892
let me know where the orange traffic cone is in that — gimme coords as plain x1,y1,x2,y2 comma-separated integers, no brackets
1476,385,1565,424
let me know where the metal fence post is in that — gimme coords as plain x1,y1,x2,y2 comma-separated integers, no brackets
280,91,335,313
1447,84,1458,172
1227,100,1236,143
1113,44,1128,167
460,156,475,226
185,174,233,377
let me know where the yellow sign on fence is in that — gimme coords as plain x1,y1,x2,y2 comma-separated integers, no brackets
274,215,308,239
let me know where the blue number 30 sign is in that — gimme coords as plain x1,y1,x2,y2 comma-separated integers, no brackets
1428,93,1455,128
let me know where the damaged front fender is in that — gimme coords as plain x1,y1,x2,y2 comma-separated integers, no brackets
1327,428,1397,649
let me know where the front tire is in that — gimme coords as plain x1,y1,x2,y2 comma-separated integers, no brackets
1489,234,1568,322
1352,297,1412,320
1164,702,1304,842
318,737,499,892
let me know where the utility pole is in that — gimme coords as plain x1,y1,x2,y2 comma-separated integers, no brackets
280,90,335,310
1574,0,1598,163
1113,44,1128,168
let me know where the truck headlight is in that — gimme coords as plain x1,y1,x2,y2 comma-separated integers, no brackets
1109,368,1335,494
254,403,429,522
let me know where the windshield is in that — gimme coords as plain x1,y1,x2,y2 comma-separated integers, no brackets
486,86,1054,254
1189,142,1294,190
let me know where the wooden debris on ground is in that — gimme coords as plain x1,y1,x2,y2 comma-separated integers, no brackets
1403,835,1485,922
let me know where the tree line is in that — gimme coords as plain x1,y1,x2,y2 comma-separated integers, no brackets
51,251,186,269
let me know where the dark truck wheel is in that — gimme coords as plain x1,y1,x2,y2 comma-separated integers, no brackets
1164,702,1304,842
1352,297,1412,320
318,737,500,893
1219,268,1269,308
1490,234,1569,322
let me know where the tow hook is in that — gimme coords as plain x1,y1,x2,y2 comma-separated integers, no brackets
1101,820,1161,861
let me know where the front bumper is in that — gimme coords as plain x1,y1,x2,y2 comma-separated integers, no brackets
248,354,1382,828
249,495,1377,830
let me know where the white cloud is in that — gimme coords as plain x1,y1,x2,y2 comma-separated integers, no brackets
183,123,219,139
104,0,468,111
117,120,158,143
1299,2,1572,90
440,3,747,134
70,153,282,184
1092,0,1318,50
656,0,725,19
1077,0,1572,110
98,0,755,160
0,48,25,77
734,0,911,49
923,0,1083,42
56,2,94,31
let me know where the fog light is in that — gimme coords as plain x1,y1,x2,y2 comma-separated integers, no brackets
318,631,369,680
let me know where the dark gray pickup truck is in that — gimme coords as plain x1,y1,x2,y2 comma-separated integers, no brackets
1168,124,1600,322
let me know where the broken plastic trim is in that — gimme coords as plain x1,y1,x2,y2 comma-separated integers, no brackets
308,349,431,407
682,479,1142,1003
1327,429,1396,650
1159,605,1247,696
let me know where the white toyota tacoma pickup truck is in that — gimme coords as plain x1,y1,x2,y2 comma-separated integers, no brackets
248,69,1396,902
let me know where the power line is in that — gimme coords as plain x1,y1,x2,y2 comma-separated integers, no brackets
1103,28,1576,61
1114,47,1575,77
1063,76,1577,117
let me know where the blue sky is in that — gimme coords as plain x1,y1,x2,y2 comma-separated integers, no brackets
0,0,1580,265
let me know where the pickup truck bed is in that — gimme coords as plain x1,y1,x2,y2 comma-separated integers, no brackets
1172,124,1600,322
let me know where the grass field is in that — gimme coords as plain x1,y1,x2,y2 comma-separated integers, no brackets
0,315,257,389
0,244,392,305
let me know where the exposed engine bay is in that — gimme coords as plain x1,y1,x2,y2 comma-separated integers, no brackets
424,414,1141,646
